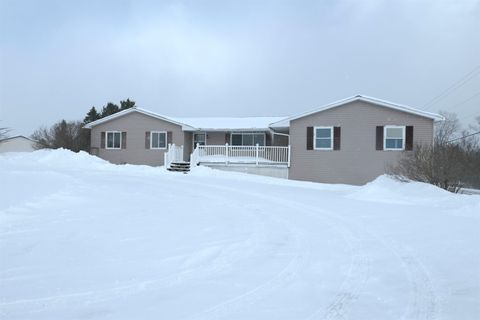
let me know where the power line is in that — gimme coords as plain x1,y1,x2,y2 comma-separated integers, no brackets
447,131,480,143
450,91,480,123
450,91,480,110
424,65,480,111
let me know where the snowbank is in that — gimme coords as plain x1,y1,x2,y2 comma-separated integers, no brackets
1,149,479,319
0,149,111,171
347,175,456,205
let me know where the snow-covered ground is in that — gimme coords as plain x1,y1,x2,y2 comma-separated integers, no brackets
1,150,479,320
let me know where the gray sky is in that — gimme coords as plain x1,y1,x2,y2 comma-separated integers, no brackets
1,0,479,135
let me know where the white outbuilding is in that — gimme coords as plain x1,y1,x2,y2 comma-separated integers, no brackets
0,136,36,153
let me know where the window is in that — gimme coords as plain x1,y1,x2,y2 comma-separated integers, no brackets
314,127,333,150
151,131,167,149
193,133,206,147
231,133,265,146
106,131,121,149
384,126,405,150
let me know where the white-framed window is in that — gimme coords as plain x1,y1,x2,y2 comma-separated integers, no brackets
106,131,121,149
231,132,265,146
314,126,333,150
384,126,405,150
150,131,167,149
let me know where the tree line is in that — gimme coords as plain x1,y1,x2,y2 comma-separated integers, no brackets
31,99,136,152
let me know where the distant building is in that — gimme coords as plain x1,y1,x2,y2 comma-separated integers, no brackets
0,136,36,153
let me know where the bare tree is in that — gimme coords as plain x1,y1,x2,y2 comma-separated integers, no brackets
0,123,10,140
435,111,460,144
389,112,480,192
31,120,89,152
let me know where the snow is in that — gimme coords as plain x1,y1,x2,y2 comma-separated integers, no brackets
1,150,479,319
169,116,286,131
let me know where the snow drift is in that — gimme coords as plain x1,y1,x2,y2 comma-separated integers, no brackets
1,149,478,319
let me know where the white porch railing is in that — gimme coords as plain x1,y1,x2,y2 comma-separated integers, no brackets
164,144,184,169
190,146,200,167
192,144,290,167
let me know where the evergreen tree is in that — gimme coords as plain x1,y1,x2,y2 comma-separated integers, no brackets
101,102,120,117
120,98,136,110
83,107,101,124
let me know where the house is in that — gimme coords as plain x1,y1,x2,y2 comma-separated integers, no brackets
84,95,443,185
270,95,444,184
83,108,289,176
0,135,36,153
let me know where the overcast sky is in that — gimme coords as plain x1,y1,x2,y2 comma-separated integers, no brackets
1,0,479,135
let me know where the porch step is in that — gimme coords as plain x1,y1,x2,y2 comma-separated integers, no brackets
167,161,191,173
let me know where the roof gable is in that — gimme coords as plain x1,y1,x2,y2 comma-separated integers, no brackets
84,107,286,131
83,108,195,130
0,135,35,143
270,95,445,128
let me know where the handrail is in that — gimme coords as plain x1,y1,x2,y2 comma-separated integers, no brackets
194,144,290,167
164,144,183,169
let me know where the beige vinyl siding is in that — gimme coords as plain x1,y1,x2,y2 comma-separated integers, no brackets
289,100,434,185
183,132,193,160
206,132,228,145
272,134,289,146
91,112,184,166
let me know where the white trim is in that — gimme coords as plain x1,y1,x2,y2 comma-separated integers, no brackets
150,131,167,149
270,95,445,128
383,125,405,151
0,135,36,143
313,126,333,150
84,107,196,130
83,107,282,132
105,131,122,149
230,132,266,146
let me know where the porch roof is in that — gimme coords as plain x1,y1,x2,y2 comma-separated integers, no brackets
83,107,286,132
169,116,286,131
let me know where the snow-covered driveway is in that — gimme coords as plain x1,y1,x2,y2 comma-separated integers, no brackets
1,150,479,319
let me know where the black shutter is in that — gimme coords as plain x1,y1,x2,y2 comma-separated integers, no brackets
376,126,384,150
167,131,172,146
225,133,230,144
333,127,341,150
405,126,413,150
100,132,105,149
306,127,313,150
121,132,127,149
145,131,150,149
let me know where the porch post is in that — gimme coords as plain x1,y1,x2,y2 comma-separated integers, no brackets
287,145,291,167
255,143,259,166
225,143,229,165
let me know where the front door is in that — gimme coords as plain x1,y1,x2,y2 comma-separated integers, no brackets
193,133,206,148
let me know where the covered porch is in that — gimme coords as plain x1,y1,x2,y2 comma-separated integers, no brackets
191,144,290,167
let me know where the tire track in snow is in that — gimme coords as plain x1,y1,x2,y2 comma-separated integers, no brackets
182,178,438,320
1,179,271,314
379,239,439,320
311,227,371,320
191,223,310,320
290,204,372,320
173,179,313,319
297,203,439,320
1,214,268,313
